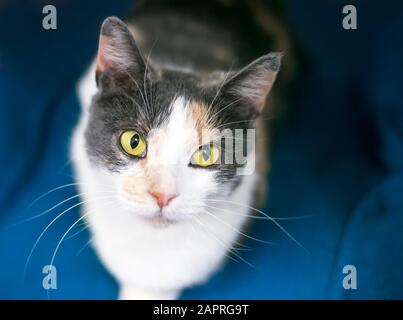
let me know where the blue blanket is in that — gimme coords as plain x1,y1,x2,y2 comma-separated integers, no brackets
0,0,402,299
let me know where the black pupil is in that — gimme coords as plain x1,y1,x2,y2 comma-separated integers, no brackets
130,134,140,149
202,146,211,161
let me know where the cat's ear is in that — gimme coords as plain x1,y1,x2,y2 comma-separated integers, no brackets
95,16,146,88
223,52,282,113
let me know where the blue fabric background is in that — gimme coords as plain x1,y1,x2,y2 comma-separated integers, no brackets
0,0,402,299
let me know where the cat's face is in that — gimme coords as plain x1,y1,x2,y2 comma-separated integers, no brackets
84,17,280,225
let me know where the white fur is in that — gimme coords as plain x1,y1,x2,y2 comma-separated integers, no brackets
71,63,257,300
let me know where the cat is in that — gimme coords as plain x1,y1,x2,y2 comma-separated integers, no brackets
72,0,282,299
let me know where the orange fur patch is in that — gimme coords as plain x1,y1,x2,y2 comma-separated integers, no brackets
190,101,214,142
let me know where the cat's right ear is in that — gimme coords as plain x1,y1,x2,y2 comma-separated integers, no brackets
95,16,146,89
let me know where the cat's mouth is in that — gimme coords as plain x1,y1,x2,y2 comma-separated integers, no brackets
144,214,176,226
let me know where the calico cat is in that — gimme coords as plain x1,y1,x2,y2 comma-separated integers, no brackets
72,0,283,299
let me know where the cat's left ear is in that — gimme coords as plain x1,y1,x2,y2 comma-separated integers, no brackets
95,16,146,88
223,52,282,113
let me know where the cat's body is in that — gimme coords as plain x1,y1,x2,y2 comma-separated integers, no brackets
72,0,283,299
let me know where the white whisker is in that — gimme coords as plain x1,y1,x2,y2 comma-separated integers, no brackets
28,182,115,208
202,209,273,245
125,70,149,114
144,38,158,114
64,222,88,241
193,217,255,268
12,190,115,228
46,200,116,300
76,237,93,256
204,202,312,221
23,195,116,279
210,97,242,120
49,201,116,270
204,198,310,254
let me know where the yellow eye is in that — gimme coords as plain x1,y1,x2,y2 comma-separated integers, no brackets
191,145,220,167
120,130,146,157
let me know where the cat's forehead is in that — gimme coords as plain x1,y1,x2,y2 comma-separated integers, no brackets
95,71,217,130
145,95,219,148
94,87,216,139
146,96,215,164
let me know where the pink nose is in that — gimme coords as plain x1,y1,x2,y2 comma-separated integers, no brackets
150,191,176,209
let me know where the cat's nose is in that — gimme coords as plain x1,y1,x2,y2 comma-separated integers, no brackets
150,190,177,209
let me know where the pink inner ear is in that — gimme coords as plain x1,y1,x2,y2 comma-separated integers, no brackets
96,35,111,74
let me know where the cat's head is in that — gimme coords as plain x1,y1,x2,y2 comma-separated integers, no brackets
84,17,280,225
